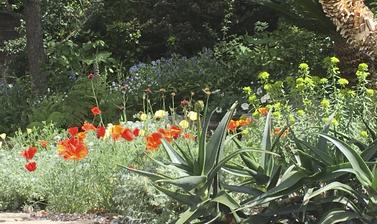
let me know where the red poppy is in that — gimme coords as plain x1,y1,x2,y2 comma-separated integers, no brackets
25,162,37,172
68,127,79,137
96,126,106,139
133,128,140,137
39,140,48,149
183,133,195,140
57,137,88,160
21,147,37,160
122,128,135,141
91,106,101,116
82,121,96,132
146,132,162,151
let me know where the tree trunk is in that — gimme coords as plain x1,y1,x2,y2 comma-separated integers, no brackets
319,0,377,59
24,0,47,95
333,36,375,82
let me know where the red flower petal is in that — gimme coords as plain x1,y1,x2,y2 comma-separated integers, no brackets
25,162,37,172
122,128,135,141
21,147,37,160
96,126,106,139
68,127,79,137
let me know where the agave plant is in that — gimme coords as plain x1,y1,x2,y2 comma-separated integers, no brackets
123,102,262,223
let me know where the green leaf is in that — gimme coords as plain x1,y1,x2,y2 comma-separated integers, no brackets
294,136,332,166
361,140,377,161
260,110,273,173
320,134,373,187
212,191,241,223
242,168,306,208
156,175,207,191
153,184,201,207
197,109,216,175
319,209,359,224
120,165,167,181
267,165,281,190
303,182,357,205
204,103,237,174
175,207,201,224
363,118,377,141
223,184,263,197
161,139,188,167
207,149,278,186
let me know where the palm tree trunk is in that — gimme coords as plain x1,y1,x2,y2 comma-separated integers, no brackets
319,0,377,59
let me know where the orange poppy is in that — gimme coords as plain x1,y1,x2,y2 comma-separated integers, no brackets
111,125,124,140
183,133,195,140
39,140,48,149
57,137,88,160
238,117,252,126
146,132,162,151
91,106,101,116
21,147,37,160
158,128,173,143
170,126,182,139
258,107,269,116
228,120,239,132
77,132,86,141
82,121,96,132
273,127,289,138
25,162,37,172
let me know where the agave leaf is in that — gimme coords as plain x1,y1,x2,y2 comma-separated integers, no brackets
153,184,201,207
212,191,241,223
222,165,250,177
161,139,188,166
241,169,306,208
156,175,207,192
207,149,278,186
223,184,263,197
361,140,377,161
120,165,168,181
197,109,216,175
204,103,237,174
363,118,377,141
175,207,201,224
260,110,273,175
267,165,282,190
303,182,357,205
295,148,327,170
319,209,359,224
320,134,373,187
295,137,332,166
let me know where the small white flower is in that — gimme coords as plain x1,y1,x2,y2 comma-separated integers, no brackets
241,103,250,111
260,94,271,103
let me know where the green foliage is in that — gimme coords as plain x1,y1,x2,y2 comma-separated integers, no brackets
0,77,30,134
214,21,333,80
